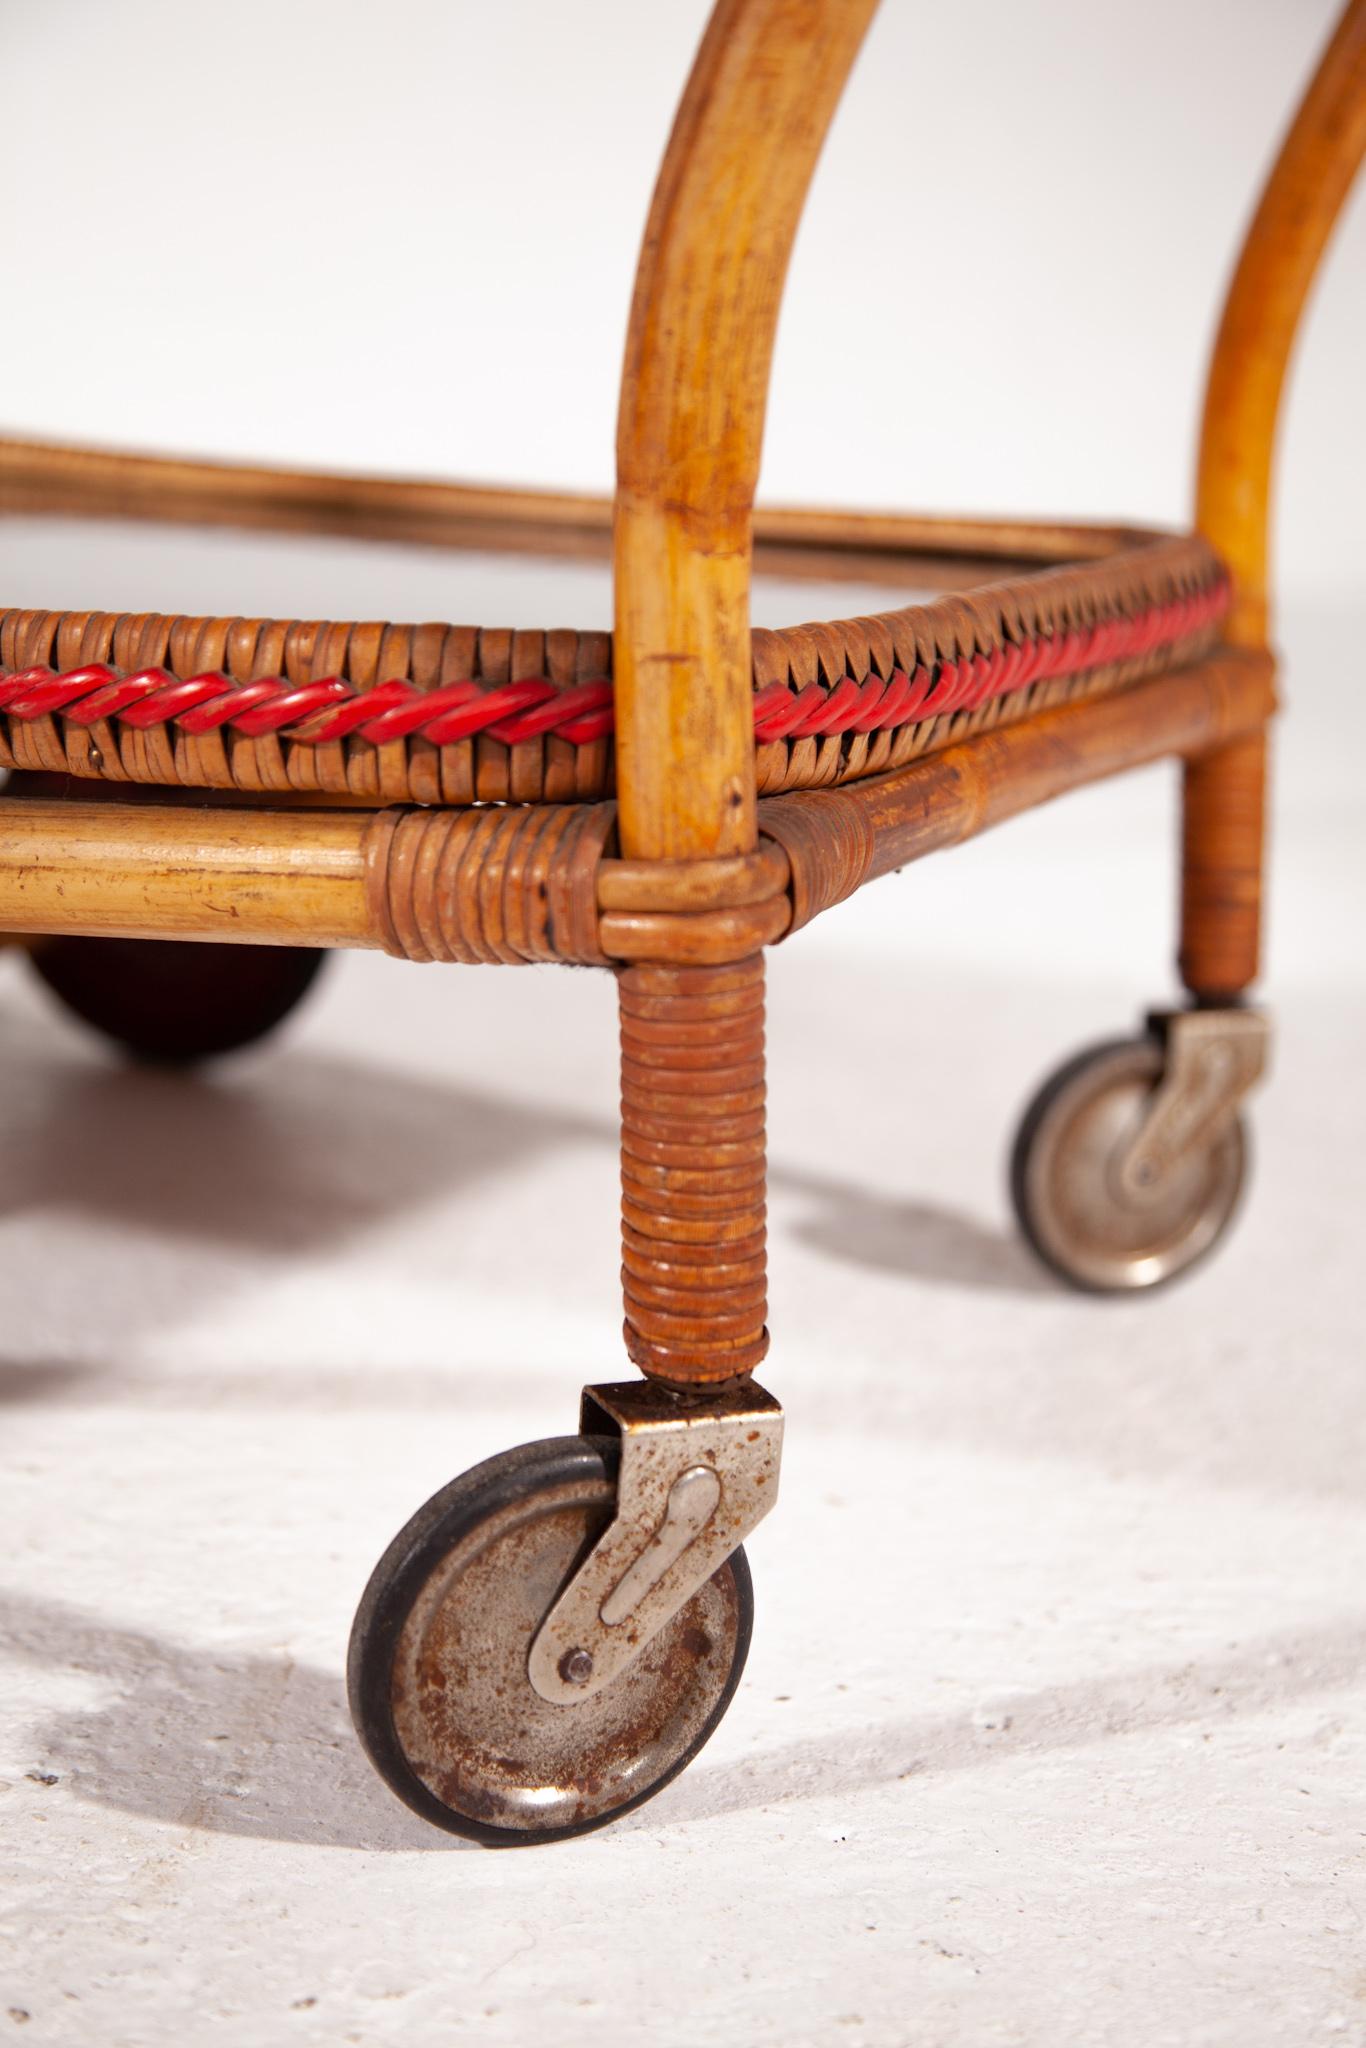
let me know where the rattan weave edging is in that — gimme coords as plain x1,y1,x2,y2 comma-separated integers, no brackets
0,535,1226,805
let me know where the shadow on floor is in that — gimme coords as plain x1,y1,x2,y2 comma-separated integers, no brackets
6,1584,1361,1853
1,1587,448,1853
0,1013,601,1259
780,1168,1049,1295
0,990,1050,1407
664,1607,1366,1830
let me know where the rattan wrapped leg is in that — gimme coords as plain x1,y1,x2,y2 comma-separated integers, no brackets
1179,731,1268,1001
618,957,769,1387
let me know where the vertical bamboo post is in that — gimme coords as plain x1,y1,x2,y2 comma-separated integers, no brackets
612,0,877,1383
1185,0,1366,1000
613,0,878,865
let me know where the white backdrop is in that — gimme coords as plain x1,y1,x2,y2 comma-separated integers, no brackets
3,0,1362,602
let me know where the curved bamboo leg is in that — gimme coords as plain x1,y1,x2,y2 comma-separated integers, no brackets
613,0,878,867
1183,0,1366,1000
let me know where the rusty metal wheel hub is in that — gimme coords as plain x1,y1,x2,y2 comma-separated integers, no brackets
1011,1036,1248,1292
348,1437,751,1844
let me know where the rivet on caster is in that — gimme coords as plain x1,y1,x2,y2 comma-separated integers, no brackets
349,1379,783,1844
1011,1006,1271,1292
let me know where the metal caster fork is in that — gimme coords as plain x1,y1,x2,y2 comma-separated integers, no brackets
1011,1007,1271,1293
349,1379,782,1844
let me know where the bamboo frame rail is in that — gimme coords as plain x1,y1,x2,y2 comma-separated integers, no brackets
0,800,373,948
765,649,1275,927
0,436,1156,592
0,648,1274,954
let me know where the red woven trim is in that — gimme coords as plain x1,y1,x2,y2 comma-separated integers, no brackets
0,580,1227,750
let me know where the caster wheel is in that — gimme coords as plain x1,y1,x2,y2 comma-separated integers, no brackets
28,936,326,1064
1010,1035,1247,1293
348,1436,753,1845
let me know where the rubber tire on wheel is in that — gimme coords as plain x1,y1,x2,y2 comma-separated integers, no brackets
348,1437,753,1846
28,936,326,1064
1010,1034,1248,1293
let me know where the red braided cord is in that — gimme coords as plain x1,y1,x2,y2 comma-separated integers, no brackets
0,581,1227,751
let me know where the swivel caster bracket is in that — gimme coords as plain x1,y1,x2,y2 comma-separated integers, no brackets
1118,1007,1272,1200
527,1378,783,1706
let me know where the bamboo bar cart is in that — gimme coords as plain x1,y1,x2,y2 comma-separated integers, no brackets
2,0,1362,1844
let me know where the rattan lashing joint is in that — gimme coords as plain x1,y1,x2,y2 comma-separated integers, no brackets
362,802,796,968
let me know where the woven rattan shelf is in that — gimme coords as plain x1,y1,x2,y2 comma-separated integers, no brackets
3,0,1361,1844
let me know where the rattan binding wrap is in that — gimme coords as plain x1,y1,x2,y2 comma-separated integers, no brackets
1180,734,1267,998
619,958,770,1385
364,801,616,966
0,534,1224,805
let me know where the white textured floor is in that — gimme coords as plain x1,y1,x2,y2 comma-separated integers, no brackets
2,597,1364,2048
